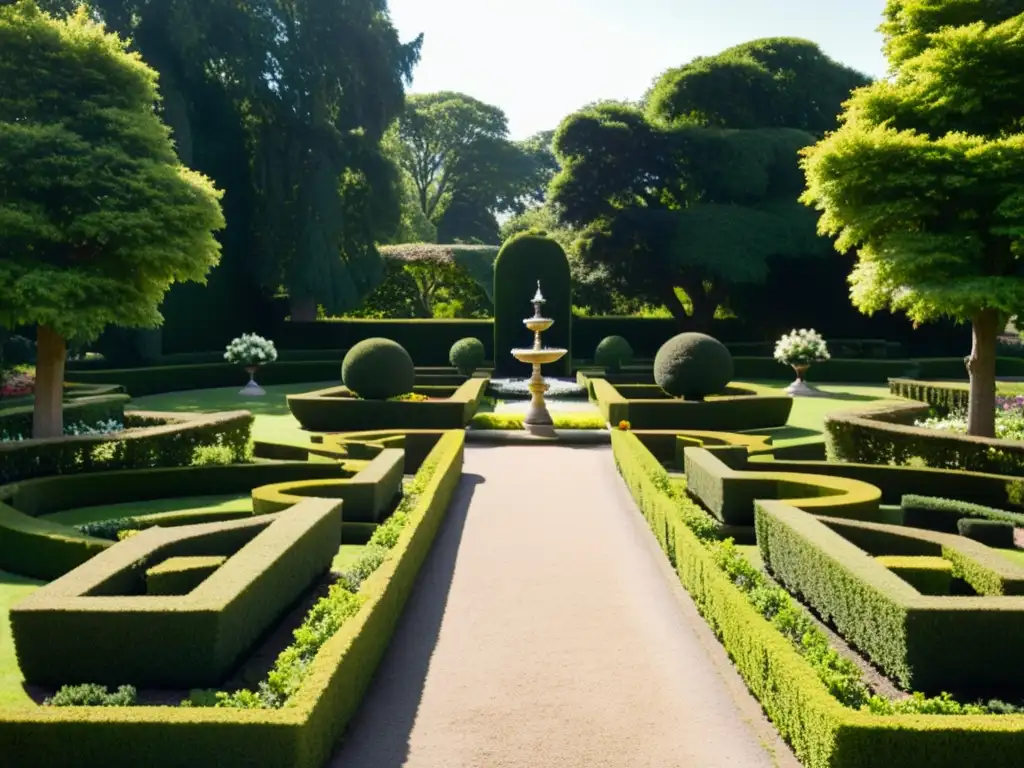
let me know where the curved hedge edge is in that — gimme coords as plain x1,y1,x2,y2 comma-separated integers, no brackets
888,378,969,414
825,400,1024,476
0,431,465,768
0,409,255,485
612,431,1024,768
0,502,110,581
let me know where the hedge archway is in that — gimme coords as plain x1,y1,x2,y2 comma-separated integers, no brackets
492,234,571,376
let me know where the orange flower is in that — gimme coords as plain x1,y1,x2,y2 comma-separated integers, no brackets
617,420,631,431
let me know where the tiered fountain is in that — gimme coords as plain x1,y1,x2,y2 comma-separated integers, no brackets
510,282,568,437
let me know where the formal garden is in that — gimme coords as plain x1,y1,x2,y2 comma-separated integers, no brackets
4,0,1024,766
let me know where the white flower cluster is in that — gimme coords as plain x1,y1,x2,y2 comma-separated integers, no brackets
773,329,831,366
224,333,278,367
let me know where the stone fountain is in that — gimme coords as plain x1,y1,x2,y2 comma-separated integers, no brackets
510,281,568,437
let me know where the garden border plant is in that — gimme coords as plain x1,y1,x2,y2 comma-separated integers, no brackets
612,429,1024,768
0,430,466,768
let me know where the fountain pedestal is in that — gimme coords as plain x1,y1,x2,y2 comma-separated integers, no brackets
510,282,567,437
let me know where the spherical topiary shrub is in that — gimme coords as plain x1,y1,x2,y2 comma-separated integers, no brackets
450,337,485,376
654,333,733,400
594,335,633,373
341,338,415,400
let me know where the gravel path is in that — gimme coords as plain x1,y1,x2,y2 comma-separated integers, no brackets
331,445,795,768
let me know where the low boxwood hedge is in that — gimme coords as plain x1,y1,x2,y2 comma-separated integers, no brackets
758,502,1024,694
287,378,487,431
683,446,881,526
252,449,405,523
0,431,465,768
613,430,1024,767
902,495,1024,533
888,378,969,414
825,401,1024,475
12,500,341,689
0,409,253,484
588,378,793,431
875,555,953,595
146,555,227,595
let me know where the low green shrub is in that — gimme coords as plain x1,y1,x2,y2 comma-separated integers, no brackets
888,378,969,414
654,332,733,400
902,494,1024,533
594,335,633,373
469,411,606,430
76,517,137,541
958,519,1016,548
341,338,415,400
875,555,953,595
45,684,137,708
449,337,485,376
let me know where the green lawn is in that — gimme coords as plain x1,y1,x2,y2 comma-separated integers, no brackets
0,571,42,707
332,545,366,573
131,381,334,445
736,380,903,447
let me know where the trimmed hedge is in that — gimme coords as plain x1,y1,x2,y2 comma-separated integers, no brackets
492,234,571,377
12,500,342,688
614,430,1024,767
744,455,1024,511
757,502,1024,694
0,394,129,438
875,556,953,595
146,555,227,595
0,460,356,579
252,449,405,523
888,378,969,414
826,401,1024,475
901,495,1024,534
0,409,253,484
0,431,465,767
683,447,881,526
958,519,1015,549
588,377,793,431
287,378,487,431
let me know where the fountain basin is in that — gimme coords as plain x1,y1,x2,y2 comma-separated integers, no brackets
511,348,568,366
524,317,554,333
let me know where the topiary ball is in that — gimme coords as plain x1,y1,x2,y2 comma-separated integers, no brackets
594,335,633,373
654,332,733,400
341,338,415,400
450,337,485,376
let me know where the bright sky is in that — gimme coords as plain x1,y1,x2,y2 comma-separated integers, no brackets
387,0,890,139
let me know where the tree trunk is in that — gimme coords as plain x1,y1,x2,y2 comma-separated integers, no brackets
660,284,691,330
687,288,717,334
33,326,66,440
290,297,317,322
966,309,999,438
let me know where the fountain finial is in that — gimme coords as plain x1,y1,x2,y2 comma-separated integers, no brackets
532,281,545,305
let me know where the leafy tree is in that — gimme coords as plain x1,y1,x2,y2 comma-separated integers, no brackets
549,41,867,331
388,93,555,242
0,1,224,436
802,0,1024,437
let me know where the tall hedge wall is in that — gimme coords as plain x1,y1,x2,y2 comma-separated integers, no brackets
492,234,572,377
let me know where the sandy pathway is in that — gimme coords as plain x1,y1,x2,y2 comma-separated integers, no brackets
331,445,794,768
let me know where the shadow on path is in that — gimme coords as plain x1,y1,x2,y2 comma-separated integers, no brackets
328,473,483,768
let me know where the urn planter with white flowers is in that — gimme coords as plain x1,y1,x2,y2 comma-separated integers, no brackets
224,334,278,397
773,329,830,397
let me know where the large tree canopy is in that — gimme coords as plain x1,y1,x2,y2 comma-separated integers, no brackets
387,92,556,244
801,0,1024,437
42,0,422,323
0,1,224,435
646,37,869,134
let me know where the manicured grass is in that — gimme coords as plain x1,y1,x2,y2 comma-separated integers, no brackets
737,380,904,447
131,381,334,444
470,411,606,430
42,494,252,526
997,548,1024,567
0,570,42,707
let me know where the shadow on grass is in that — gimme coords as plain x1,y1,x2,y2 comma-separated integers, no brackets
744,426,821,441
129,382,336,417
328,473,483,768
0,570,42,588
